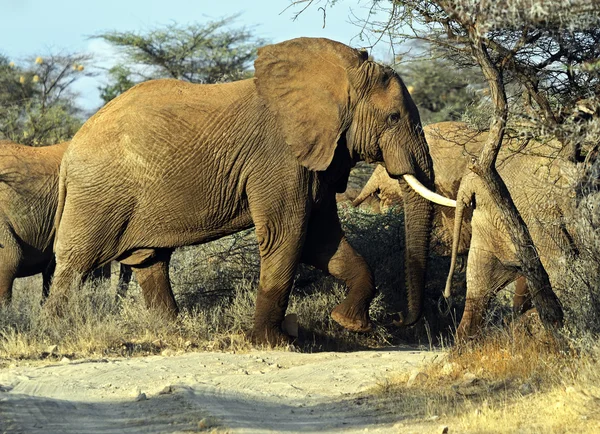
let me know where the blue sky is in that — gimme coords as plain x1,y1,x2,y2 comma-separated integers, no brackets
1,0,392,111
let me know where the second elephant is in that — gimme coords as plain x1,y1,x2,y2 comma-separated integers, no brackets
445,149,578,340
0,140,131,303
353,122,570,332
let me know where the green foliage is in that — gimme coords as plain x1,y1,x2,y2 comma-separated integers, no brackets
98,65,136,104
396,56,485,125
96,16,265,103
0,53,92,146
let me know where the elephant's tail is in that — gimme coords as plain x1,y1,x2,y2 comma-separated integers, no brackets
52,157,68,252
444,177,471,298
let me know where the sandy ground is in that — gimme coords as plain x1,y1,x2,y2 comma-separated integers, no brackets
0,347,438,433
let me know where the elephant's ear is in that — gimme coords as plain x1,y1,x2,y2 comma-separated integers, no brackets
255,37,368,171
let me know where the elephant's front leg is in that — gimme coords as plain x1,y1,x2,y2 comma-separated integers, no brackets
458,249,518,341
512,276,533,315
301,200,375,332
252,217,307,346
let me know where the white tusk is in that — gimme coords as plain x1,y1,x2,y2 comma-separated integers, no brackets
403,174,457,208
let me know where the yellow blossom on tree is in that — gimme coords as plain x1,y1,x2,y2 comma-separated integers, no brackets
19,76,26,84
35,56,43,64
406,85,415,94
32,75,40,83
8,61,15,68
77,65,84,71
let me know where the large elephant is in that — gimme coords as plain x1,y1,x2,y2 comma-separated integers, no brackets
0,140,131,304
50,37,455,344
445,145,577,340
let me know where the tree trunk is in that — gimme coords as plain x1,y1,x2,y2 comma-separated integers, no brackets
467,31,564,332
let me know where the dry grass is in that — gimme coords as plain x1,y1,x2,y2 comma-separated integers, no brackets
0,277,256,364
373,323,600,433
0,276,393,366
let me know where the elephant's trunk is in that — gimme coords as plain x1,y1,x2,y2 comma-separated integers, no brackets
386,116,454,327
445,185,469,299
397,184,433,326
393,132,436,327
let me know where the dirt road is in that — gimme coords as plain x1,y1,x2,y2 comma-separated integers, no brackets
0,347,438,433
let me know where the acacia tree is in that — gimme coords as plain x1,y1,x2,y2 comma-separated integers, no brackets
376,1,600,332
0,53,93,145
290,0,600,332
395,56,485,124
376,1,600,156
96,16,265,103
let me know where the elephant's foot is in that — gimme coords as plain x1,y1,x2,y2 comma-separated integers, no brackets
331,301,372,332
42,291,70,318
141,289,179,320
455,320,480,343
148,304,179,321
250,325,292,347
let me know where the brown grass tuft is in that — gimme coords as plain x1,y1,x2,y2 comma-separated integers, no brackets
373,326,600,433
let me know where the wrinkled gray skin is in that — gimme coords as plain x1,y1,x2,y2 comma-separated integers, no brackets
0,140,131,304
447,147,578,340
51,37,446,345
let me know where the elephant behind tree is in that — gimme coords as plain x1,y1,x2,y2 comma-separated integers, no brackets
51,37,455,345
0,140,131,304
353,122,489,255
353,122,565,321
445,146,579,340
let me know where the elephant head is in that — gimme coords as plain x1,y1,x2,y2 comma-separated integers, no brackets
255,38,455,327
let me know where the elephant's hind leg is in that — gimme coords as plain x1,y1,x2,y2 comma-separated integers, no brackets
130,249,178,319
0,260,18,305
51,192,135,313
116,264,133,300
302,200,375,332
41,257,56,300
47,258,85,315
90,263,112,281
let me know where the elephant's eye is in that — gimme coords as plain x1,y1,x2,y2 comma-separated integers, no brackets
388,112,401,125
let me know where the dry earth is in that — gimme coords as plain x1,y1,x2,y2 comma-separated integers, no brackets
0,347,438,433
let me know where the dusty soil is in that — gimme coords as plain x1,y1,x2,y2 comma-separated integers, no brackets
0,347,438,433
